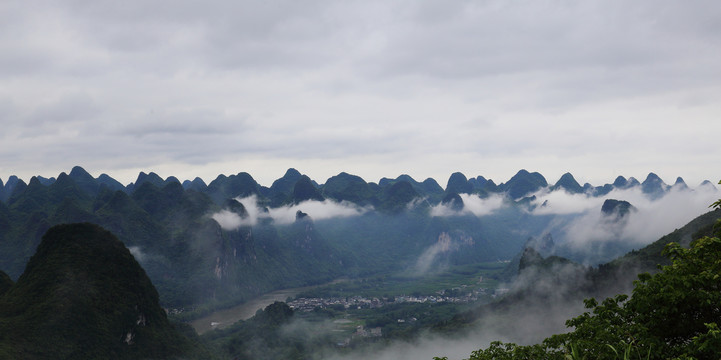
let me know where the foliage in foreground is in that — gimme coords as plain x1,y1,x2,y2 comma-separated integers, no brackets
438,192,721,360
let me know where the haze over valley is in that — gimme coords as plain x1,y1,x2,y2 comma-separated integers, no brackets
2,1,721,358
0,166,718,358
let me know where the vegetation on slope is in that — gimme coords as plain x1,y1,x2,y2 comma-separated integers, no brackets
0,223,214,359
436,189,721,360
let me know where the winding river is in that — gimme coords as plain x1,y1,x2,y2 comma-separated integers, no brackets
190,280,345,334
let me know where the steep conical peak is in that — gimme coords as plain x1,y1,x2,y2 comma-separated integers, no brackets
283,168,302,178
134,172,165,188
612,176,628,187
270,168,303,195
292,175,324,203
642,172,663,183
627,177,640,187
446,172,472,194
0,223,197,358
518,247,543,271
699,180,718,191
49,173,88,202
322,172,373,204
552,172,583,194
28,176,42,187
419,178,444,197
441,192,464,211
500,169,548,199
192,177,207,186
482,179,498,192
69,166,92,179
295,210,310,222
96,174,126,192
68,166,101,195
396,174,417,184
224,198,248,217
6,178,27,203
468,176,488,191
36,176,56,185
672,177,689,191
5,176,19,188
641,173,668,198
182,177,208,191
380,180,420,213
601,199,635,223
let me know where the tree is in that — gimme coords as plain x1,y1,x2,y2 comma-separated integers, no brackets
448,191,721,360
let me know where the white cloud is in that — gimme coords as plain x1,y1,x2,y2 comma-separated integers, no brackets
128,246,146,262
211,195,371,230
411,232,453,275
528,190,604,215
430,194,507,217
211,209,246,231
267,199,370,225
531,185,719,261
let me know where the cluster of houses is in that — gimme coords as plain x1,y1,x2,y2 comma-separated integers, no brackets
288,286,507,313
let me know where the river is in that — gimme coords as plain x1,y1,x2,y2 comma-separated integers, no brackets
190,280,345,334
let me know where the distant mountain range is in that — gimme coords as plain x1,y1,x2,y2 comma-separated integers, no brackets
1,166,715,206
0,166,718,359
0,166,716,311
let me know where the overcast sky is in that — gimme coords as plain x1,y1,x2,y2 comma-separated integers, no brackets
1,0,720,187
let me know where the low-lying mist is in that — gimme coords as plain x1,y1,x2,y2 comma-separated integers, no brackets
319,297,585,360
428,185,718,264
430,194,507,217
210,195,371,230
531,186,719,263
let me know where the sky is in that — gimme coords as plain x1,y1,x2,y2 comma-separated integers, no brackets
1,0,720,187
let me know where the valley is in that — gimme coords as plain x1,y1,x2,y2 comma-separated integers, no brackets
190,279,348,334
0,166,718,359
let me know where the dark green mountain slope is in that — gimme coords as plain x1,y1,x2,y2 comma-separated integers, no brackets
550,172,583,194
322,172,375,205
206,172,261,204
269,168,302,195
589,207,721,294
445,172,473,194
435,208,721,333
0,223,212,359
641,172,669,199
379,174,444,202
292,175,325,203
498,169,548,199
68,166,101,196
0,271,11,297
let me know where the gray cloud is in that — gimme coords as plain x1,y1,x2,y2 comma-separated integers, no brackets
1,1,720,186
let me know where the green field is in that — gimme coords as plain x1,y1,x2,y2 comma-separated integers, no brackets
293,261,508,300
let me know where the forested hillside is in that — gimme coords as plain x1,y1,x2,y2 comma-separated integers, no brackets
0,166,715,314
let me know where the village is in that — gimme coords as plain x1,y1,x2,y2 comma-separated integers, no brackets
287,285,509,313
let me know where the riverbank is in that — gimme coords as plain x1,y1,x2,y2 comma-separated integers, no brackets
190,279,347,334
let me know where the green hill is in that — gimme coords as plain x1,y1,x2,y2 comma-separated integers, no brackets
0,223,213,359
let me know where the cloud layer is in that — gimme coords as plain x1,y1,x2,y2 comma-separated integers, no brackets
211,195,370,230
1,1,720,186
532,186,719,254
428,185,719,264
